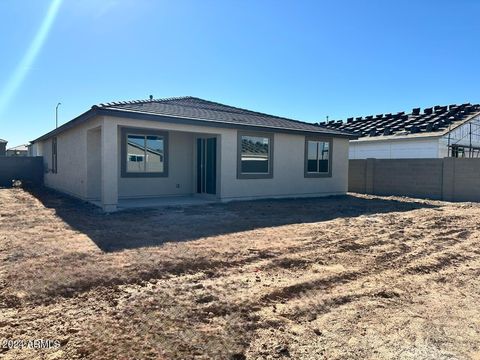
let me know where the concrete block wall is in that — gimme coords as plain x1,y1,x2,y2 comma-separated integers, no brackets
348,160,368,193
0,156,44,186
349,158,480,202
443,158,480,202
373,159,443,200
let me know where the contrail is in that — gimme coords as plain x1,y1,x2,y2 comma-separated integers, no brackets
0,0,63,116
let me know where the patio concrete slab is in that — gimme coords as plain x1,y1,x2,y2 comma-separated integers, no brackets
117,196,216,210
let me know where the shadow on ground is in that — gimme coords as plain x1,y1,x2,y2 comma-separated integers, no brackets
27,187,438,252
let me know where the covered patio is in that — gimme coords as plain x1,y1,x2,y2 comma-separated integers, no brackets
86,120,221,212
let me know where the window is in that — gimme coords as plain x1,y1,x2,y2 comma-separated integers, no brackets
305,138,332,177
121,128,168,177
129,154,144,162
237,132,273,179
52,137,58,174
451,145,465,158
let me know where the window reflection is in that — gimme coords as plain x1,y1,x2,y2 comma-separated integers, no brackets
241,136,269,173
307,140,329,173
126,134,164,173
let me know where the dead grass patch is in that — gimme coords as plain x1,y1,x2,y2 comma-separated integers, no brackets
1,188,480,359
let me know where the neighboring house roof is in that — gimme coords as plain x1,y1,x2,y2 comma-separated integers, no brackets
241,138,269,156
7,144,28,152
320,103,480,141
127,139,164,159
32,96,357,143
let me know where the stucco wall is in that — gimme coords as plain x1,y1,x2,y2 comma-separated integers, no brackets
219,132,349,201
349,138,441,159
86,127,101,200
118,131,195,199
40,117,102,199
37,115,350,204
107,116,349,201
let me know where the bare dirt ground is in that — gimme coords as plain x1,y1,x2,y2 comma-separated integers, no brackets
1,188,480,360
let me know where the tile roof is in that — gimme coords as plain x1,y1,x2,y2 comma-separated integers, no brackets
241,137,269,156
319,103,480,139
97,96,354,137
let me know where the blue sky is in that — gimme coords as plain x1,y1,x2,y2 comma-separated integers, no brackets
1,0,480,147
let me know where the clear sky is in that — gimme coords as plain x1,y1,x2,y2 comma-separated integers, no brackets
1,0,480,147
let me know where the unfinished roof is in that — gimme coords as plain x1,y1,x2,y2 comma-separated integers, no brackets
320,103,480,140
32,96,356,143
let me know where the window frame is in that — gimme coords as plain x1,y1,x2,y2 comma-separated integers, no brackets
52,137,58,174
237,131,274,179
304,137,333,178
121,127,169,178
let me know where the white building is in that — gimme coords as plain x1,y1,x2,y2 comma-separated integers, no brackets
321,104,480,159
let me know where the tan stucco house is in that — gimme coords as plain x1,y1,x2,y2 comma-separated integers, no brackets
30,96,356,212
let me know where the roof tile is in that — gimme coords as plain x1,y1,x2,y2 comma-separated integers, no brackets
99,96,354,137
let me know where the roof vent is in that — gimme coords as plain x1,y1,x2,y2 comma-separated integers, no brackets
149,95,153,101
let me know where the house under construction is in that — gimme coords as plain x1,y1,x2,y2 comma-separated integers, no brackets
320,103,480,159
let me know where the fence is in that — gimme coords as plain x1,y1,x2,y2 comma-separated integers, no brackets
349,158,480,202
0,156,44,187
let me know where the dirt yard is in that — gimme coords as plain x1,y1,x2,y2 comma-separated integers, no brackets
1,188,480,359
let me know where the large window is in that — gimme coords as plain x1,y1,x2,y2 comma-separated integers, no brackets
305,138,332,177
121,128,168,177
237,132,273,179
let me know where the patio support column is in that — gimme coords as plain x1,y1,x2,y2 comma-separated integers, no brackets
101,118,118,212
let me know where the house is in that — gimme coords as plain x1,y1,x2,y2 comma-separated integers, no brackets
30,96,356,212
320,103,480,159
0,139,7,156
6,144,29,157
